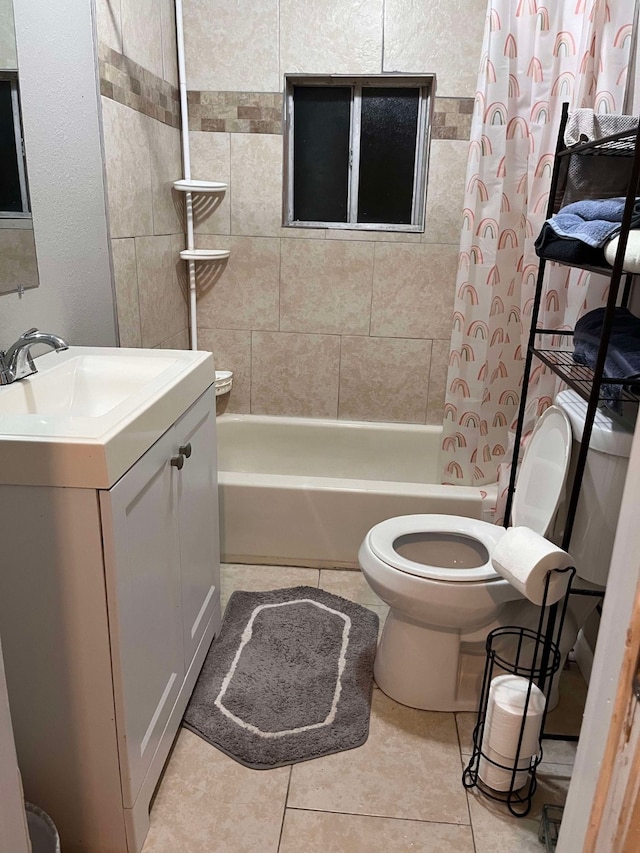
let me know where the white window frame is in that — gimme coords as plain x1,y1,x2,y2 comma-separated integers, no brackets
283,74,435,233
0,71,30,218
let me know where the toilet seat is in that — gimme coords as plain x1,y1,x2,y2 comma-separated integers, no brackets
366,405,572,585
368,515,506,583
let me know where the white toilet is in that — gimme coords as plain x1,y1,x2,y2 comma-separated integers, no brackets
359,394,632,712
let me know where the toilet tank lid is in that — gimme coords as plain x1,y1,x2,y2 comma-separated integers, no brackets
555,390,634,458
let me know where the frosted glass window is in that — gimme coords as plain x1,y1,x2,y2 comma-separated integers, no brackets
293,86,351,223
358,88,419,225
284,75,434,233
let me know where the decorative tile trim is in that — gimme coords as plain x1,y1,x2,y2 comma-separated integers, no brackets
187,91,284,134
98,42,180,129
432,97,474,140
187,91,473,140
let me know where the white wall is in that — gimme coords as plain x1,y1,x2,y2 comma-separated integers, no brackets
0,0,117,348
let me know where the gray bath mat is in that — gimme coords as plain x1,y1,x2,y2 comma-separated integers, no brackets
183,586,379,769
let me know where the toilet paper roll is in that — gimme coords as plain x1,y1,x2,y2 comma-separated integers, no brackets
481,675,545,761
478,744,531,792
491,526,573,605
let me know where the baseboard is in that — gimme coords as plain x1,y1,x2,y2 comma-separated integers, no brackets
574,628,595,685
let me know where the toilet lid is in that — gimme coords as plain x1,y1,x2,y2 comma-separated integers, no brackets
368,515,507,582
511,405,572,534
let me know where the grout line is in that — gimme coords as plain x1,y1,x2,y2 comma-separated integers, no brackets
132,237,144,346
454,714,478,851
277,766,293,852
423,338,433,425
284,805,472,828
336,334,343,418
368,242,376,336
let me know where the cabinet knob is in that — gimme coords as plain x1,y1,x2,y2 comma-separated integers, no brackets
171,454,185,470
179,442,192,459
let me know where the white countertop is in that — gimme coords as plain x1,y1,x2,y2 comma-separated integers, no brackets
0,347,215,488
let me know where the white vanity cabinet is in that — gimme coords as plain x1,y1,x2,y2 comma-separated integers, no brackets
100,386,221,824
0,377,221,853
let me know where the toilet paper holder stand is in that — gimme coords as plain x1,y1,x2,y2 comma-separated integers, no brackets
462,565,576,817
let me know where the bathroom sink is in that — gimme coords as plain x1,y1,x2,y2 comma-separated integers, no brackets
0,353,179,418
0,346,215,488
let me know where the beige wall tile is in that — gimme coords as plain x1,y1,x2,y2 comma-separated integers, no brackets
142,729,289,852
280,0,384,75
383,0,486,97
147,117,183,235
371,242,456,339
426,338,450,425
0,228,38,294
197,328,251,413
195,236,280,330
183,0,279,92
101,97,154,238
95,0,123,53
157,329,190,349
279,809,475,853
251,331,341,417
230,134,323,239
136,234,187,347
160,0,178,87
339,336,431,423
111,237,141,346
121,0,163,78
288,688,469,823
280,240,374,335
423,139,468,244
230,134,283,237
190,132,231,235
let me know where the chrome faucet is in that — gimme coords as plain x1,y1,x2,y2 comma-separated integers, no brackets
0,328,69,385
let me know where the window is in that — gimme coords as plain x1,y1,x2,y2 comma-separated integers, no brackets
0,72,29,216
283,75,434,232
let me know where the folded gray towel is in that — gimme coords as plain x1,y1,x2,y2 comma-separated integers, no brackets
547,197,640,247
574,307,640,413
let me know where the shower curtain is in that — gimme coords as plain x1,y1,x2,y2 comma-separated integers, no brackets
440,0,636,511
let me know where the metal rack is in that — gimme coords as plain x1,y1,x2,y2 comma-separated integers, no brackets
503,103,640,742
463,567,576,815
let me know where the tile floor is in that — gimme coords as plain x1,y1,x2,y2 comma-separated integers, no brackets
141,564,586,852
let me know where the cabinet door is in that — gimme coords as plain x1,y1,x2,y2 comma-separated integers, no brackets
100,430,184,808
175,387,221,667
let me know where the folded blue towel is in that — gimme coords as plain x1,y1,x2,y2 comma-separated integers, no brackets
573,307,640,413
548,197,640,247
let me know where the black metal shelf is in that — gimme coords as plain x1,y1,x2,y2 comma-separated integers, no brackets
557,126,637,158
531,347,640,405
502,102,640,749
539,258,617,278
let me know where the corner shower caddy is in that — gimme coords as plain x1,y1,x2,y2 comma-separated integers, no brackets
504,103,640,745
174,1,230,350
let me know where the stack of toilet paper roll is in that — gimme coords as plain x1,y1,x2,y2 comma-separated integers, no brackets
479,675,545,791
491,526,573,606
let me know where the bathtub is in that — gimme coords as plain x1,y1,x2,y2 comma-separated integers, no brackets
216,414,496,569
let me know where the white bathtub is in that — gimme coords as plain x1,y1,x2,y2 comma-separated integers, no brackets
217,414,495,569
